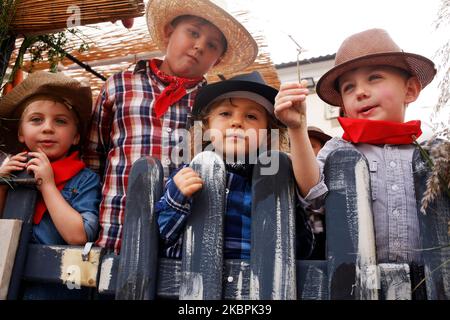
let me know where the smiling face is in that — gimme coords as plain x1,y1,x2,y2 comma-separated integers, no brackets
338,65,421,122
205,98,269,160
160,15,227,78
18,99,80,161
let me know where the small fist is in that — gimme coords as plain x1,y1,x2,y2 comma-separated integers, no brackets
274,82,310,129
173,167,203,198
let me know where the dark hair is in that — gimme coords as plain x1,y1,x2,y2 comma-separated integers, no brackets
171,15,228,56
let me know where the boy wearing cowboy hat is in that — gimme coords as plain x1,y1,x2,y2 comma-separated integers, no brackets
84,0,258,253
274,28,437,264
0,71,101,299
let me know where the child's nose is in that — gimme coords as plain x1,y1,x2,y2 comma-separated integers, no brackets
42,120,54,132
230,115,243,128
193,38,206,53
355,84,370,100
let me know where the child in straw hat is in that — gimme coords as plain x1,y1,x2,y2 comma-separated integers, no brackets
274,28,437,264
0,71,101,299
84,0,258,253
156,71,313,259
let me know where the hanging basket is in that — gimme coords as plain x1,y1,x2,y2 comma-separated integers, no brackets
10,0,145,35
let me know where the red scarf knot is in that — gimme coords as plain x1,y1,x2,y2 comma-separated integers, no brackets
150,59,203,118
338,117,422,145
33,151,86,225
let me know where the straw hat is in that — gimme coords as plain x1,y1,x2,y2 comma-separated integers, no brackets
307,126,332,145
316,28,437,106
0,71,92,153
146,0,258,75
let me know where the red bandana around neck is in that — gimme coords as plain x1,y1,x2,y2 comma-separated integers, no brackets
338,117,422,145
150,59,203,118
33,151,86,225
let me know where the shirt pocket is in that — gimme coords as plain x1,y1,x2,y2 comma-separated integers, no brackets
369,160,378,201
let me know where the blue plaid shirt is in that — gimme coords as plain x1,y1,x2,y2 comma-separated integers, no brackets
156,165,314,259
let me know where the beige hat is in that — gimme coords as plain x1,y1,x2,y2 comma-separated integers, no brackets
0,71,92,153
316,28,437,106
146,0,258,75
307,126,332,145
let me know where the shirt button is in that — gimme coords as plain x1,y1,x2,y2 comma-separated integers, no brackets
391,184,399,191
390,161,397,168
165,159,171,165
166,127,172,133
225,188,229,194
392,209,399,216
227,276,233,283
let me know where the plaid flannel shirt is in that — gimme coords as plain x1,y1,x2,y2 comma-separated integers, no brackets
156,165,314,259
83,59,206,253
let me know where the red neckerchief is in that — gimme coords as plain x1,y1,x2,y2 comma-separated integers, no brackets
338,117,422,144
33,151,86,225
150,59,203,118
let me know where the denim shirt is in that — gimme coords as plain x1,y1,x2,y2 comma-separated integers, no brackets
31,168,102,245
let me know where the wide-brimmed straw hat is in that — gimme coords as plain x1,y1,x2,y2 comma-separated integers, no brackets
316,28,437,106
0,71,92,153
146,0,258,75
192,71,284,127
307,126,332,145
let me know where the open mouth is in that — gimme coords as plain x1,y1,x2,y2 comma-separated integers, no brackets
359,105,378,115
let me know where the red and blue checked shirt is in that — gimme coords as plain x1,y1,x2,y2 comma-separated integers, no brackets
83,59,206,253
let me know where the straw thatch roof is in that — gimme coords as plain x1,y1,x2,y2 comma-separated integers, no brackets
8,7,280,98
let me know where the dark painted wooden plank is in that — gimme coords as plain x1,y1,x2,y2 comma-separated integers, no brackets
115,157,164,300
324,148,379,300
22,244,103,288
412,145,450,300
297,260,328,300
250,151,296,300
180,151,226,300
2,170,38,300
379,263,411,300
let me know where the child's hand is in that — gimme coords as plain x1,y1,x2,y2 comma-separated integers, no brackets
0,151,28,176
274,81,309,129
173,167,203,198
26,149,55,189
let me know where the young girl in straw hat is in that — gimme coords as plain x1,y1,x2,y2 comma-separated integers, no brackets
274,28,437,265
156,72,313,260
0,71,101,299
84,0,258,254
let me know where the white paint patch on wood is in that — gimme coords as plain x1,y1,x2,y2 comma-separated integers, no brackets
273,197,283,300
355,159,379,300
98,256,114,293
0,219,22,300
180,272,203,300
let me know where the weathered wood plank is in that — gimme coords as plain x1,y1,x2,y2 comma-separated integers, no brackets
250,151,297,300
22,244,103,288
2,170,37,300
115,157,164,300
325,148,379,300
97,253,119,295
180,151,226,300
297,260,328,300
0,219,22,300
412,145,450,300
379,263,411,300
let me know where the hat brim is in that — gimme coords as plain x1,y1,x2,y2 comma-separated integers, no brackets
308,130,332,144
146,0,258,74
316,52,437,106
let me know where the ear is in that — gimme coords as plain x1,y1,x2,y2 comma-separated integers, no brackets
404,76,421,104
73,133,80,146
163,23,175,46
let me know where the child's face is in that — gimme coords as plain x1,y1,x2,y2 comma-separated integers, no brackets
309,137,323,156
18,99,80,161
338,66,419,122
206,98,269,159
161,16,226,78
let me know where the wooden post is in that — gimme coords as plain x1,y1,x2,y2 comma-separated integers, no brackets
115,157,163,300
0,219,22,300
2,170,37,300
250,151,297,300
180,151,226,300
325,149,379,300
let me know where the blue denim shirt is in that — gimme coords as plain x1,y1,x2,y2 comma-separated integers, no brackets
31,168,102,245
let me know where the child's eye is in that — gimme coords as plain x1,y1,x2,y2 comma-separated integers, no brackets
219,111,230,117
369,74,382,81
341,83,354,93
30,117,43,123
55,118,68,125
188,28,199,38
207,42,218,51
247,114,258,120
